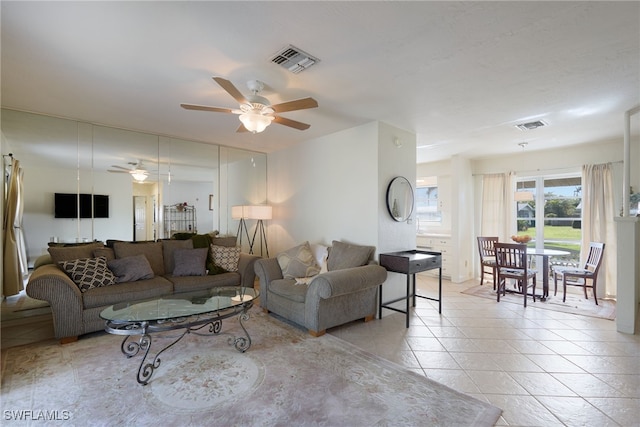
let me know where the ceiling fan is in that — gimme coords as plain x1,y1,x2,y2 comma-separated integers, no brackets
108,160,154,182
180,77,318,133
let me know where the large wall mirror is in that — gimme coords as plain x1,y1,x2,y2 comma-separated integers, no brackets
386,176,414,222
1,108,267,264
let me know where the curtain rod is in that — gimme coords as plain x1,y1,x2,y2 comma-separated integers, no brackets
471,160,623,177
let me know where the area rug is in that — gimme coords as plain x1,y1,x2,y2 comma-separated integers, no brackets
1,308,501,426
462,284,616,320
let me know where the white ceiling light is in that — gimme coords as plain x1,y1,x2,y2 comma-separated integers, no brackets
239,109,274,133
238,80,275,133
131,169,148,182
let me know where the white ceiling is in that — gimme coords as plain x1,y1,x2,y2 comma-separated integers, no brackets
2,1,639,164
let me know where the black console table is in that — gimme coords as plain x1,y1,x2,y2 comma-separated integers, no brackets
378,250,442,328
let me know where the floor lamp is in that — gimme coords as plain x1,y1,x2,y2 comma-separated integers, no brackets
232,206,251,251
245,205,272,258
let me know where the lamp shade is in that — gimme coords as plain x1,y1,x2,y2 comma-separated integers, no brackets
245,205,272,220
231,205,247,220
239,113,274,133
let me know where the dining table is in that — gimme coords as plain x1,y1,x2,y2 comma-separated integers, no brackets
526,248,571,300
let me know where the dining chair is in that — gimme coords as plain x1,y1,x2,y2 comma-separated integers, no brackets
477,237,498,289
552,242,605,305
494,242,537,307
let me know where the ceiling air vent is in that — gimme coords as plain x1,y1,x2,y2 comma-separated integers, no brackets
516,120,547,131
270,45,319,74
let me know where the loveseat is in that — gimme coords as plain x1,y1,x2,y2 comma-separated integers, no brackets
27,237,259,343
254,240,387,336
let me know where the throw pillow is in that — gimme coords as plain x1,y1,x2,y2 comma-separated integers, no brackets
161,239,193,274
59,256,116,292
48,241,105,264
107,254,154,283
277,241,321,279
210,244,241,272
327,240,374,271
113,241,165,276
310,243,329,268
172,248,208,277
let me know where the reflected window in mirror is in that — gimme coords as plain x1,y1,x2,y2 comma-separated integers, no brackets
416,176,441,233
386,176,414,222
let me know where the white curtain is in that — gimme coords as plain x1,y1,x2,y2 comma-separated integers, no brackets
3,159,28,297
480,172,515,241
581,163,616,298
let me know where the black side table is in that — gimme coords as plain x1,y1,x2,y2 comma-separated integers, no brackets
378,250,442,328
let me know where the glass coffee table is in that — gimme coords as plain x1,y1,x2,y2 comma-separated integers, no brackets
100,286,258,385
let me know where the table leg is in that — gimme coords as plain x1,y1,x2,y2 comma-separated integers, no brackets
405,274,410,328
438,268,442,313
542,255,549,301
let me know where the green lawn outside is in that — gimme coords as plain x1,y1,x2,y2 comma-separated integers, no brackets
518,226,581,256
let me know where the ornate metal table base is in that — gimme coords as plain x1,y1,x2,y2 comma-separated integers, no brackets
105,309,253,385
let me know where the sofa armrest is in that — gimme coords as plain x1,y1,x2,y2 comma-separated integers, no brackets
307,265,388,300
254,258,284,308
238,252,261,288
26,264,85,339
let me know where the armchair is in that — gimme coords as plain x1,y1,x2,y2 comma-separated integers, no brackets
254,241,388,336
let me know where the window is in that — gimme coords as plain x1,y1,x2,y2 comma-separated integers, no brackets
516,175,581,265
416,176,441,233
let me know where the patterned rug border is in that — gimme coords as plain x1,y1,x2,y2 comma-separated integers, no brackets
462,284,616,320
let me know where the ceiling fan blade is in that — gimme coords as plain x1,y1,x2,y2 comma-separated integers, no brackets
110,165,131,171
213,77,248,104
271,97,318,113
180,103,235,114
107,169,129,173
236,123,249,133
273,115,311,131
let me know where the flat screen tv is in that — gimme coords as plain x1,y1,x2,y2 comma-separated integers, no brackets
54,193,109,218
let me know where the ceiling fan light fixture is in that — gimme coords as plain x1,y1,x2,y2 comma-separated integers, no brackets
131,170,148,182
239,113,274,133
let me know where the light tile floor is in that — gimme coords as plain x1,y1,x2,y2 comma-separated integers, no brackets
2,275,638,426
330,274,640,427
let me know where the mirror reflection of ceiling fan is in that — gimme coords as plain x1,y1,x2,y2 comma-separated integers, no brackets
108,160,156,183
180,77,318,134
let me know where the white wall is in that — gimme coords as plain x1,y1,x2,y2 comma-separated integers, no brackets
267,121,417,317
267,122,380,252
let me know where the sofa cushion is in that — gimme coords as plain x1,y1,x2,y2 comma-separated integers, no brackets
82,276,173,309
277,241,321,279
113,241,165,276
108,254,155,283
48,241,105,264
169,272,240,293
269,278,308,303
173,248,208,277
327,240,374,271
162,239,193,274
210,245,240,272
59,256,116,292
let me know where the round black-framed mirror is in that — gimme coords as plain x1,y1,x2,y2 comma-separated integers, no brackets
386,176,414,222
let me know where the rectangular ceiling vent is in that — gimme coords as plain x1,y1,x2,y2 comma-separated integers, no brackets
270,45,319,74
516,120,547,131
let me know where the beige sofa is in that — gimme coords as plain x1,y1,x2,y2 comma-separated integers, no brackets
27,238,259,343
